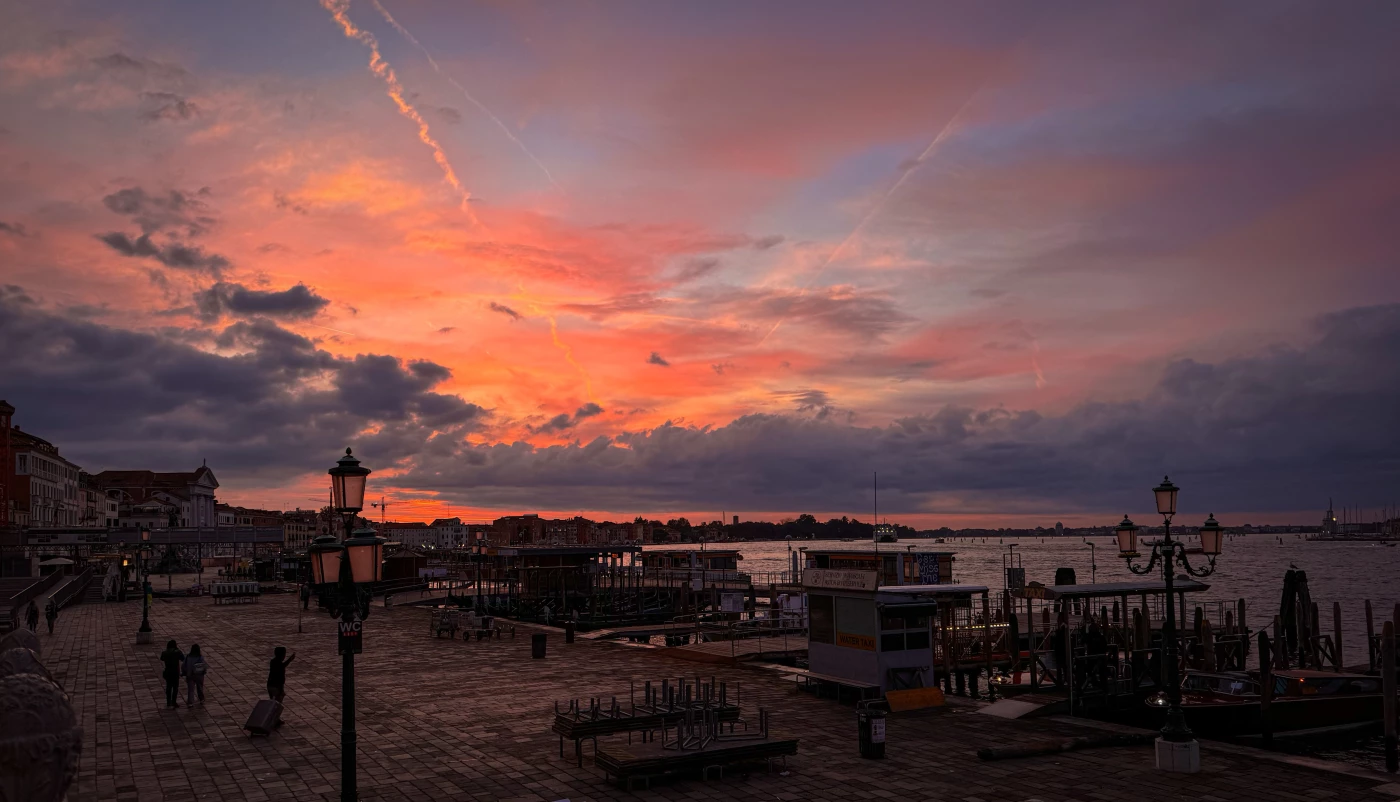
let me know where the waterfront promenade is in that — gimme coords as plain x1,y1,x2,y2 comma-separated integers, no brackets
41,592,1400,801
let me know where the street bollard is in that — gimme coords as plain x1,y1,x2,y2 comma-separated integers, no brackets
532,633,547,659
857,700,887,759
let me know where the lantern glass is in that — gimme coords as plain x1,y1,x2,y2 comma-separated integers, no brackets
328,448,371,513
308,536,343,585
1199,513,1224,556
1153,476,1179,517
344,530,385,584
1115,515,1139,556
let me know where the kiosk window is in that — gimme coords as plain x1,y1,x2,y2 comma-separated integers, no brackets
809,594,835,644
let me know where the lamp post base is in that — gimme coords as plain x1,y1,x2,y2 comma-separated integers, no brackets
1154,737,1200,773
135,630,153,645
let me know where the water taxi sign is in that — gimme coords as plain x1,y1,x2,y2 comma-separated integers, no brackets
803,569,879,591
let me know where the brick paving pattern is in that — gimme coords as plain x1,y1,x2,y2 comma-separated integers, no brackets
36,590,1400,801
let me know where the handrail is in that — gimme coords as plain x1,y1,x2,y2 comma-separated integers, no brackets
51,566,96,611
2,570,65,630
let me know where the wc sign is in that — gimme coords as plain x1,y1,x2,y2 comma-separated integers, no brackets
338,617,363,655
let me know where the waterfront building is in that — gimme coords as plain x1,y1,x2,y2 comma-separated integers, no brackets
0,402,83,528
96,464,219,528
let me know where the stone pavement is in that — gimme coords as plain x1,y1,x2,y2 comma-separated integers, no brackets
36,590,1400,801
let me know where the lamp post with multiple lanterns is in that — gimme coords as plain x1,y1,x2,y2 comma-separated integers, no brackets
308,448,385,802
1116,476,1225,772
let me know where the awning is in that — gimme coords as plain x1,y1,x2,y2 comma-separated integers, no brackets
877,602,939,617
38,557,76,566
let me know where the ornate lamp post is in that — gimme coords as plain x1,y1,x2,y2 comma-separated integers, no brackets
136,528,153,644
310,448,384,802
1117,476,1225,773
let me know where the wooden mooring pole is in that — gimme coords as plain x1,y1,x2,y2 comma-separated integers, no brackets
1258,630,1273,746
1332,602,1344,672
1382,621,1396,773
1367,600,1377,671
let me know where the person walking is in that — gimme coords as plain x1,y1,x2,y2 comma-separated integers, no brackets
25,600,39,632
159,640,184,708
300,583,311,610
44,596,57,634
266,646,295,726
183,644,208,706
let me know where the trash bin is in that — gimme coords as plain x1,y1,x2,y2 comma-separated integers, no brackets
857,701,887,759
532,633,547,659
565,620,575,644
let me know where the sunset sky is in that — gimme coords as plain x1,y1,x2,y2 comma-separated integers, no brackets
2,1,1398,527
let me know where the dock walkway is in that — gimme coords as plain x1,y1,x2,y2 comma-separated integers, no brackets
37,592,1400,801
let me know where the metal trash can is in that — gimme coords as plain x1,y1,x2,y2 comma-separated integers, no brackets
531,633,547,659
565,620,575,644
857,700,887,759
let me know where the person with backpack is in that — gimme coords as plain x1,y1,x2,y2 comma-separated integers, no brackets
159,640,184,708
44,597,57,634
25,601,39,632
183,644,208,706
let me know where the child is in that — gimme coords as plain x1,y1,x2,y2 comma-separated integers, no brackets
266,646,295,726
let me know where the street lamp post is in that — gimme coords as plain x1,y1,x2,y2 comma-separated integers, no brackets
309,448,383,802
1116,476,1225,774
136,528,153,644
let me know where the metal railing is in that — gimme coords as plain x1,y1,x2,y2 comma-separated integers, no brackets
51,566,96,611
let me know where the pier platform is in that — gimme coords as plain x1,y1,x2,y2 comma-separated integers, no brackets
40,592,1400,801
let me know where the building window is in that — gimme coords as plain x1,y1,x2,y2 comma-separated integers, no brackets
809,594,835,644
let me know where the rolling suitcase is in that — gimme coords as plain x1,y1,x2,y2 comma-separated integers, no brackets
244,699,283,736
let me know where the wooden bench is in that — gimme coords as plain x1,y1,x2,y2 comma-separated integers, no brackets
594,736,798,790
552,706,742,767
793,670,881,703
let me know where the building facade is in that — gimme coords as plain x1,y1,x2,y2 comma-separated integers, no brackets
0,403,83,528
96,465,219,528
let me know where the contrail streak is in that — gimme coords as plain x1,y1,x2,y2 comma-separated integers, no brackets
306,322,358,337
756,88,981,346
370,0,564,194
319,0,482,226
513,286,596,403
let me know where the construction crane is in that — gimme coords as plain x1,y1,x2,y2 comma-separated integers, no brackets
370,496,395,523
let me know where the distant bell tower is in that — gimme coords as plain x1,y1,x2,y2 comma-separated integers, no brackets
1322,497,1336,535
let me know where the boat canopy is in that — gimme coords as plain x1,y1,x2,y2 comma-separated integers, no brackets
1014,579,1210,600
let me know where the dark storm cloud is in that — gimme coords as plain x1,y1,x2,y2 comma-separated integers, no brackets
391,304,1400,515
773,389,842,420
0,290,486,481
194,282,330,322
532,402,607,435
488,301,522,321
98,232,228,274
647,352,671,367
102,187,214,236
140,92,200,122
